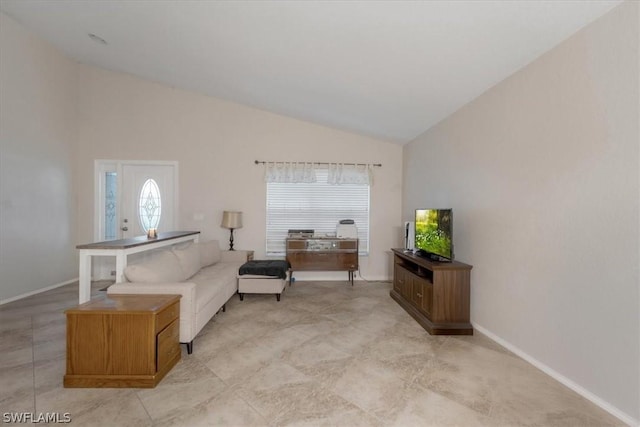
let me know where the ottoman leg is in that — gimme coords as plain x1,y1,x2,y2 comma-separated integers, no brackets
222,304,226,312
239,293,244,301
276,293,281,302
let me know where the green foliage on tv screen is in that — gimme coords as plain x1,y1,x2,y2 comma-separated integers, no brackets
415,210,451,258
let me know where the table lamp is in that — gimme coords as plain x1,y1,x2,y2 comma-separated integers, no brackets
221,211,243,250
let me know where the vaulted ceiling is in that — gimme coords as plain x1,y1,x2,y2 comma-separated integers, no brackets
0,0,622,143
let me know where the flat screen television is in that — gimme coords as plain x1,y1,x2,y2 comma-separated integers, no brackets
415,209,453,261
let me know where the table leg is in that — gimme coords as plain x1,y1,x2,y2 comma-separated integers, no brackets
78,250,91,304
115,251,127,283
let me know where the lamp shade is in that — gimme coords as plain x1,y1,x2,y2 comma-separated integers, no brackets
221,211,243,229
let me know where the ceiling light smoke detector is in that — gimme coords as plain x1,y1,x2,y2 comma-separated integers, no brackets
88,33,108,45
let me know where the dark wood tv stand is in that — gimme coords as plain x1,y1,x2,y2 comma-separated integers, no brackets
390,248,473,335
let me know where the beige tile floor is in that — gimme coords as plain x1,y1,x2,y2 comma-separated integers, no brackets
0,280,623,426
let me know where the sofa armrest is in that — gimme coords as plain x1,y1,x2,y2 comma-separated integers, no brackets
107,281,197,342
221,250,250,263
107,281,196,312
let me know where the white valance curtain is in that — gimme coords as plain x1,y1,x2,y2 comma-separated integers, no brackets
264,162,317,183
327,163,373,186
264,162,373,186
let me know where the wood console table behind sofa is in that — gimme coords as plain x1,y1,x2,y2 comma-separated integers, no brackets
76,231,200,304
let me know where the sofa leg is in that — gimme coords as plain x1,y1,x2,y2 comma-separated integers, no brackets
239,293,244,301
186,341,193,355
222,304,226,312
276,293,281,302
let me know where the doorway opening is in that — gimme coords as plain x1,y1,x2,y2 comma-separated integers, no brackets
94,160,178,279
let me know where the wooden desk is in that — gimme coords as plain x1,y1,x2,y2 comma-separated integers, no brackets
64,294,181,388
286,237,359,285
76,231,199,304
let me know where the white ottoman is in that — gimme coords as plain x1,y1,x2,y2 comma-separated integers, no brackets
238,274,287,301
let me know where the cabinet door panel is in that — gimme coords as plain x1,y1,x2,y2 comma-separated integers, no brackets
338,253,358,270
309,253,335,269
407,271,433,317
401,271,411,299
157,320,180,370
410,276,424,308
394,267,406,294
287,253,318,270
422,281,433,317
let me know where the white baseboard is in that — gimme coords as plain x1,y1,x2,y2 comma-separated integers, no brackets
356,275,391,282
472,322,638,427
0,278,78,306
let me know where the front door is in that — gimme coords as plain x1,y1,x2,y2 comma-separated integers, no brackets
94,161,178,279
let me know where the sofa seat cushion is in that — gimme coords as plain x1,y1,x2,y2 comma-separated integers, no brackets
191,280,223,312
190,262,241,311
192,262,240,284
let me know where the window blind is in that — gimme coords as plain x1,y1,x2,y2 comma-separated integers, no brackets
266,169,370,256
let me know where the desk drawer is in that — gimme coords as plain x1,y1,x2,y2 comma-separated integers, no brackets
156,301,179,334
338,240,357,250
286,240,306,250
157,320,180,369
288,252,358,271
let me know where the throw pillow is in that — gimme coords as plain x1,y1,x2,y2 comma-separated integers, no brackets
172,243,202,279
124,250,185,283
199,240,222,267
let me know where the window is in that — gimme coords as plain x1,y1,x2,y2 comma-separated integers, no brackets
138,178,161,232
266,169,369,256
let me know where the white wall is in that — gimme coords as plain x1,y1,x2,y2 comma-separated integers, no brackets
74,65,403,281
0,13,78,302
403,2,639,423
0,10,402,301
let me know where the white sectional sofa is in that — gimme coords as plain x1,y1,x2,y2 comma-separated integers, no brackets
107,240,249,354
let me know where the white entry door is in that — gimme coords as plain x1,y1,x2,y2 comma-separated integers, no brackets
120,164,176,238
94,161,178,279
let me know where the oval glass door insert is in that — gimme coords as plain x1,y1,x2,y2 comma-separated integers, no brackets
138,178,161,232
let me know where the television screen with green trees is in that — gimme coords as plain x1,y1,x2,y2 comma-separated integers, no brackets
415,209,452,261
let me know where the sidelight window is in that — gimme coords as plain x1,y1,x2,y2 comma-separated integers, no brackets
104,172,118,240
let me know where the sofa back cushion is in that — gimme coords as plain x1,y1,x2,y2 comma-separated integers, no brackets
124,250,186,283
172,243,202,279
199,240,222,267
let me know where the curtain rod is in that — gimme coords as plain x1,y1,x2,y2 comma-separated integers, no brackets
254,160,382,167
